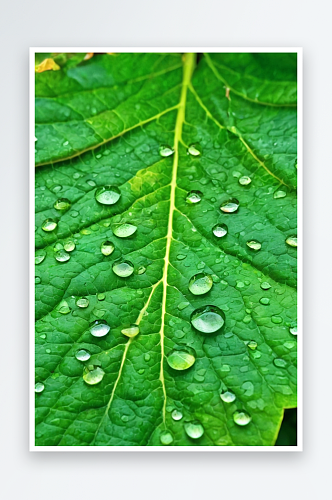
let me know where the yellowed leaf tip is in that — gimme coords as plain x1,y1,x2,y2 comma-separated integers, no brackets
35,58,60,73
84,52,94,61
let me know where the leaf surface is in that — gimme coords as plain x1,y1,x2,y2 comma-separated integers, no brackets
35,52,297,447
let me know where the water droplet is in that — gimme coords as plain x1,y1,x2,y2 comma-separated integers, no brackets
187,144,201,156
75,349,91,361
83,365,105,385
63,240,75,252
113,223,137,238
55,249,70,262
220,390,236,403
274,190,287,199
260,282,271,290
95,186,121,205
160,430,174,445
273,358,287,368
112,260,134,277
172,409,183,421
57,300,70,315
137,265,146,275
97,293,105,301
54,198,71,211
247,340,257,350
39,334,46,339
121,324,139,338
87,180,96,187
286,236,297,248
233,410,251,426
178,301,190,311
272,316,282,324
101,240,115,256
63,140,69,146
289,325,297,335
35,253,46,265
166,345,196,371
184,421,204,439
35,382,45,393
212,223,228,238
90,320,110,337
76,297,89,308
41,218,57,232
246,240,262,251
239,176,251,186
185,190,203,204
71,210,79,218
188,272,213,295
144,353,151,362
176,254,187,261
190,305,225,334
54,242,63,252
46,348,51,354
159,144,174,157
259,297,270,305
220,198,239,213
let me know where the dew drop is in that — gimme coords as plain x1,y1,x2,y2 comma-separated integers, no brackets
260,282,271,290
101,240,115,256
64,240,75,252
233,410,251,426
87,180,96,187
90,319,110,337
75,349,91,361
188,272,213,295
159,144,174,157
166,345,196,371
212,223,228,238
274,190,287,199
57,300,70,315
184,421,204,439
247,340,258,350
63,140,69,146
71,210,79,218
286,236,297,248
273,358,287,368
137,265,146,275
259,297,270,305
35,253,46,265
97,293,105,301
41,218,57,232
272,316,282,324
187,144,201,156
113,223,137,238
121,325,139,338
54,198,71,211
76,297,89,308
160,430,174,445
46,348,51,354
144,353,151,362
54,242,63,251
220,390,236,403
220,198,239,213
172,409,183,421
176,254,187,261
95,185,121,205
35,382,45,393
246,240,262,251
289,325,297,335
190,305,225,334
83,365,105,385
239,176,251,186
178,301,190,311
55,249,70,262
112,260,134,277
186,190,203,204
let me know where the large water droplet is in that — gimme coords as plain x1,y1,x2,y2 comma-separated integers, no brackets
35,252,46,265
233,410,251,426
188,272,213,295
75,349,91,361
212,223,228,238
274,190,286,199
83,365,105,385
166,345,196,371
260,282,271,290
160,430,174,445
187,144,201,156
121,325,139,338
41,218,57,232
273,358,287,368
172,409,183,421
190,305,225,334
101,240,115,256
76,297,89,308
247,340,257,350
159,144,174,157
112,260,134,277
54,198,71,211
113,223,137,238
186,190,203,204
95,186,121,205
286,236,297,247
220,198,239,213
239,176,251,186
246,240,261,251
55,249,70,262
289,325,297,335
259,297,270,305
184,421,204,439
90,320,110,337
220,390,236,403
64,240,75,252
35,382,45,393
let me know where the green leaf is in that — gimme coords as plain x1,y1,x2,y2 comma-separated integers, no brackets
35,52,297,447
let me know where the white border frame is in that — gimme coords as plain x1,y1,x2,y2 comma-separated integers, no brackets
30,47,303,452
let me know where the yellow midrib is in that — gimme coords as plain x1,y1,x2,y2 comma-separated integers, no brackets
159,53,196,424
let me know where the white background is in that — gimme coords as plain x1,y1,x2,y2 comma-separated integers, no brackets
0,0,330,498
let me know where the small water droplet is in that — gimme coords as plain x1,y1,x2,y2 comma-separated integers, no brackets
90,320,110,337
220,198,239,213
63,140,69,146
112,260,134,277
185,190,203,204
87,180,96,187
259,297,270,305
159,144,174,157
166,345,196,371
138,368,145,375
121,324,139,338
46,348,51,354
191,305,225,333
71,210,79,218
188,272,213,295
272,316,283,324
101,240,115,256
176,254,187,261
160,430,174,445
55,249,70,262
54,242,63,252
273,358,287,368
289,325,297,335
184,421,204,439
144,353,151,362
76,297,89,308
137,265,146,275
83,365,105,385
97,293,105,301
95,186,121,205
239,176,251,186
64,240,75,252
172,409,183,421
233,410,251,426
75,349,91,361
178,301,190,311
247,340,258,350
187,144,201,156
35,382,45,393
41,218,57,232
57,300,70,315
286,235,297,247
274,190,287,199
96,153,102,159
40,334,46,339
212,223,228,238
246,240,261,251
196,262,205,270
35,252,46,265
260,282,271,290
54,198,71,211
220,390,236,403
113,223,137,238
